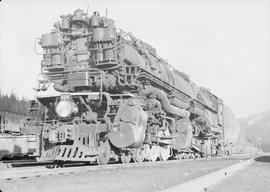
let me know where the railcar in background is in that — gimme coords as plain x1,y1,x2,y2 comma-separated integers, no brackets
0,110,39,159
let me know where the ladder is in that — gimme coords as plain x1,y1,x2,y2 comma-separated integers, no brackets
25,100,40,125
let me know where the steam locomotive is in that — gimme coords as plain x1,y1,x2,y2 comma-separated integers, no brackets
26,9,234,164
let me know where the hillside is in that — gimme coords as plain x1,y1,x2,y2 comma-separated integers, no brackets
239,110,270,152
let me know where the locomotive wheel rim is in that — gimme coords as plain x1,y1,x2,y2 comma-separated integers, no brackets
178,153,186,159
133,148,144,163
188,153,193,159
178,153,183,160
121,154,131,164
176,153,179,159
97,140,111,165
159,146,170,161
149,146,159,162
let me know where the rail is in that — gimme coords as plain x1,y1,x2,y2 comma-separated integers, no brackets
0,154,255,180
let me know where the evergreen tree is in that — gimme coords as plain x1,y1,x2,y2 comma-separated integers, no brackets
0,90,28,114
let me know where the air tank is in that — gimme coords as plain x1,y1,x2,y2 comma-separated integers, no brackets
92,27,116,42
103,47,114,61
41,33,62,48
95,48,103,62
43,54,52,66
50,48,61,65
51,54,61,65
92,28,105,42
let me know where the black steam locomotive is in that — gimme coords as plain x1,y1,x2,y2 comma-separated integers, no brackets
25,9,235,164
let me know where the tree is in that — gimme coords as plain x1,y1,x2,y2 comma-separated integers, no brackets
0,90,28,114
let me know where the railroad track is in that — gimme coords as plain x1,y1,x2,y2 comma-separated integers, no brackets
0,153,252,168
0,154,255,181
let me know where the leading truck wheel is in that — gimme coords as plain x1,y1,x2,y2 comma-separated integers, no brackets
97,140,111,165
121,153,131,164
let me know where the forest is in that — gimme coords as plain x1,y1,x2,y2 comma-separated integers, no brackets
0,90,28,115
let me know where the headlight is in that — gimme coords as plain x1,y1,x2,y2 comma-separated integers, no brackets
56,100,73,118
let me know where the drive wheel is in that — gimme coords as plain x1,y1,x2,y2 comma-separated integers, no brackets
133,148,144,163
121,153,131,164
177,153,184,160
159,146,170,161
97,140,111,165
149,145,159,162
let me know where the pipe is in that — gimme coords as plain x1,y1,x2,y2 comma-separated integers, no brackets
139,87,189,118
34,38,43,55
53,82,69,92
167,117,176,133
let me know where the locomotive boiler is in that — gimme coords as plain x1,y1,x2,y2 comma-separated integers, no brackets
28,9,236,164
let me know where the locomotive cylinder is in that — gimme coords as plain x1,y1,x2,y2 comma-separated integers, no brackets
109,100,148,148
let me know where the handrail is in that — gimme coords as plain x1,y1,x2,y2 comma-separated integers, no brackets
34,37,43,55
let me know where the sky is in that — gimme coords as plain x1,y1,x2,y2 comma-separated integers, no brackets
0,0,269,118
